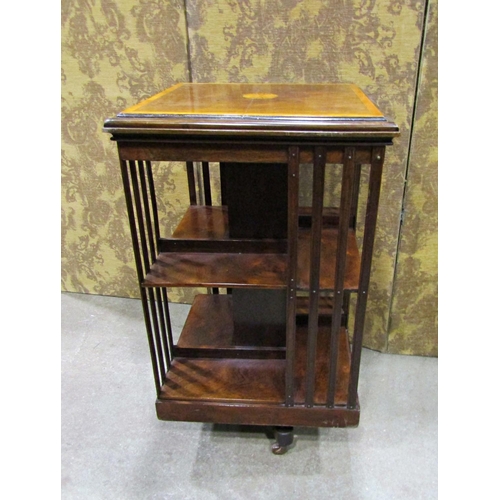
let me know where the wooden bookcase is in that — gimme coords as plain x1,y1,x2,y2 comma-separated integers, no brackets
104,83,399,454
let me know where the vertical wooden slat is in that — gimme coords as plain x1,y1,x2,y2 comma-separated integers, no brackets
285,146,299,407
348,147,385,408
219,163,230,294
130,161,167,384
146,161,161,242
129,161,151,272
305,147,326,407
153,289,172,372
120,159,161,396
219,162,227,206
220,162,230,291
161,287,174,363
326,147,355,408
350,163,362,230
147,290,168,381
138,161,171,372
201,161,219,294
202,161,212,206
342,162,361,329
121,161,145,283
146,161,174,365
186,161,197,205
138,161,157,263
341,291,350,328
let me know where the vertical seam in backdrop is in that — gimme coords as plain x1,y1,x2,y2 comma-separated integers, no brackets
385,0,432,352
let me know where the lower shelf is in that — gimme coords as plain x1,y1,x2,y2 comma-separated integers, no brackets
158,293,354,426
159,357,286,404
161,324,351,404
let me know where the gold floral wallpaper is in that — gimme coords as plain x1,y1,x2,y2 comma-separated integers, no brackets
62,0,437,356
61,0,192,301
387,0,437,356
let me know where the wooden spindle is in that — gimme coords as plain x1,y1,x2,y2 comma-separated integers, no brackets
347,147,385,409
202,161,212,206
120,160,161,395
130,161,167,384
326,148,355,408
304,147,326,407
186,161,197,205
285,146,300,407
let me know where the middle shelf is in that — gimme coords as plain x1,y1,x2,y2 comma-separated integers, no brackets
143,205,361,291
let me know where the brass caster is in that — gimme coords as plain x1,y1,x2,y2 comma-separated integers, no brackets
271,426,294,455
271,443,290,455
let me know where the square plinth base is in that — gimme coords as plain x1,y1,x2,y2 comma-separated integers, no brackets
155,399,360,428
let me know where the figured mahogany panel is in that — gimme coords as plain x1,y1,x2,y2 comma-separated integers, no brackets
159,357,286,403
143,252,287,288
172,206,228,239
159,323,350,406
170,205,340,240
161,206,286,253
145,227,360,290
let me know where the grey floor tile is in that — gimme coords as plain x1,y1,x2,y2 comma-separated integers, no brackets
62,292,437,500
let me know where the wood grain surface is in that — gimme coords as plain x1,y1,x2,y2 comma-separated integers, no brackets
120,83,384,118
159,323,350,406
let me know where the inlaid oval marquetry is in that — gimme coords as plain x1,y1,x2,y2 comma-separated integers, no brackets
114,84,386,118
242,93,278,99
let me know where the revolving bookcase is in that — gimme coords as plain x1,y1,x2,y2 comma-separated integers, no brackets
104,83,399,454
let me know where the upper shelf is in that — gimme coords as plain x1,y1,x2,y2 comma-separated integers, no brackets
103,83,399,139
143,251,287,289
169,205,342,240
143,206,361,290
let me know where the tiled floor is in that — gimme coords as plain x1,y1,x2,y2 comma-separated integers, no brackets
62,292,437,499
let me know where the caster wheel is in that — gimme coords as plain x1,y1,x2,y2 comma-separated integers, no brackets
271,443,289,455
271,426,294,454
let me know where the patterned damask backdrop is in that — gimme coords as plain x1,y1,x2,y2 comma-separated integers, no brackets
387,0,437,356
61,0,437,356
